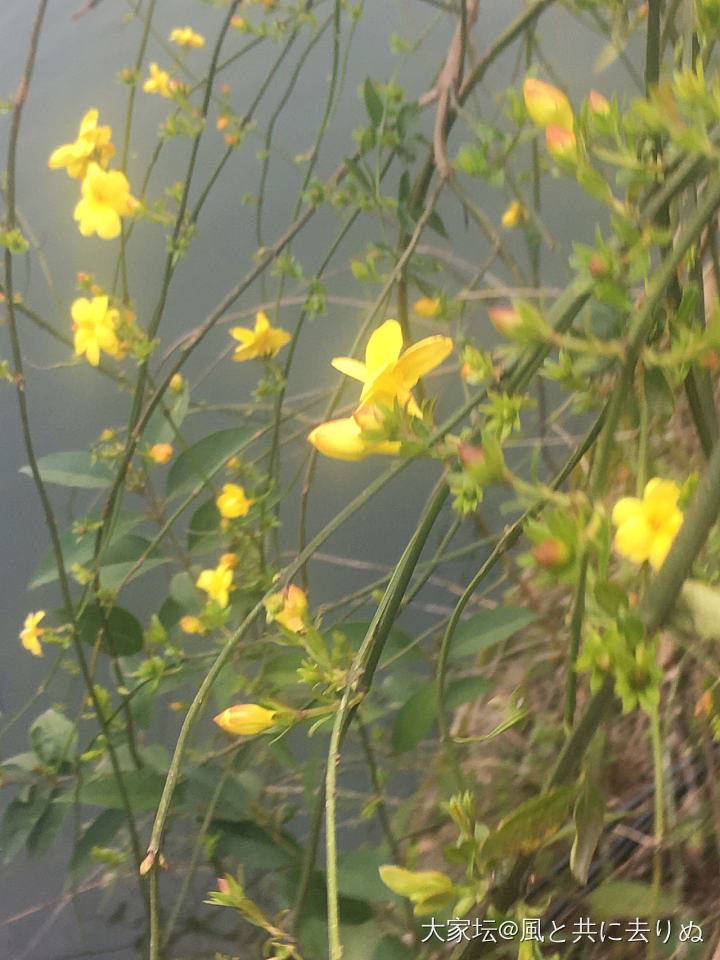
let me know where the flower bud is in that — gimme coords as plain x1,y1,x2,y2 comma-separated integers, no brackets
531,538,570,569
169,373,184,393
488,306,522,337
523,78,573,130
588,90,610,116
412,297,442,318
220,552,239,570
213,704,278,736
588,253,611,278
545,125,577,161
149,442,173,464
457,442,485,471
179,615,203,634
501,200,528,228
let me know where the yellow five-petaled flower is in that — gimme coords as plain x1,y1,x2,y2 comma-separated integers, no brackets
230,310,291,361
48,108,114,179
143,63,173,98
71,295,121,367
74,162,138,240
216,483,253,519
196,561,234,609
20,611,45,657
169,26,206,48
265,584,308,632
612,478,684,570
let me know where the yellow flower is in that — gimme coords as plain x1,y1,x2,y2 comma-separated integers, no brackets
20,611,45,657
74,162,138,240
612,478,684,570
216,483,253,519
230,311,291,360
308,416,401,461
523,78,574,130
48,108,114,179
501,200,528,228
545,125,577,161
149,443,173,464
331,318,453,417
196,561,234,608
143,63,172,98
169,26,205,48
71,295,121,367
179,615,204,634
266,584,308,632
412,297,442,318
213,704,277,736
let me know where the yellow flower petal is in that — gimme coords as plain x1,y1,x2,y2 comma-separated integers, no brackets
395,335,453,388
611,496,641,527
330,357,368,381
615,514,654,564
214,704,277,735
308,417,400,461
365,319,403,376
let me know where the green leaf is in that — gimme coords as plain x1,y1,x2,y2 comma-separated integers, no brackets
166,427,254,499
481,786,575,864
67,809,125,885
142,387,189,448
681,580,720,639
337,848,398,902
29,512,143,589
372,936,417,960
584,881,678,920
450,607,536,661
445,676,494,710
20,451,113,488
213,820,297,869
392,685,436,753
363,77,384,127
76,770,176,811
570,782,605,885
30,709,78,766
184,765,249,822
27,790,70,859
187,498,223,552
96,534,167,590
78,604,144,656
0,786,52,863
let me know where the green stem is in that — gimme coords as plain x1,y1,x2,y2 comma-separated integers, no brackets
648,706,664,960
564,552,588,732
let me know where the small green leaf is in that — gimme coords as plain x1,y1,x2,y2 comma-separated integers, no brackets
78,604,145,656
682,580,720,639
481,786,575,864
392,685,436,753
584,880,678,920
570,782,605,885
450,607,536,661
20,451,113,488
142,387,189,448
68,810,125,885
187,498,223,552
27,790,70,859
166,427,254,499
0,787,52,863
378,865,453,900
0,228,29,254
30,709,78,766
363,77,384,127
76,770,176,811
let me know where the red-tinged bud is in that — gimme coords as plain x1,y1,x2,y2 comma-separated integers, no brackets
221,83,231,95
701,350,719,370
695,689,713,717
217,877,230,894
457,442,485,470
588,90,610,115
588,253,611,278
488,305,522,337
460,362,472,380
545,125,577,161
531,538,570,569
90,283,103,296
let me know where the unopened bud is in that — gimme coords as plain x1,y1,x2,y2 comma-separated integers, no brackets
531,538,570,569
588,253,611,278
588,90,610,115
488,306,522,337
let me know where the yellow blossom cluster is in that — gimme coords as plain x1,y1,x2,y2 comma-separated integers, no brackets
143,62,173,98
49,109,137,239
523,78,577,161
216,483,254,519
308,319,453,460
